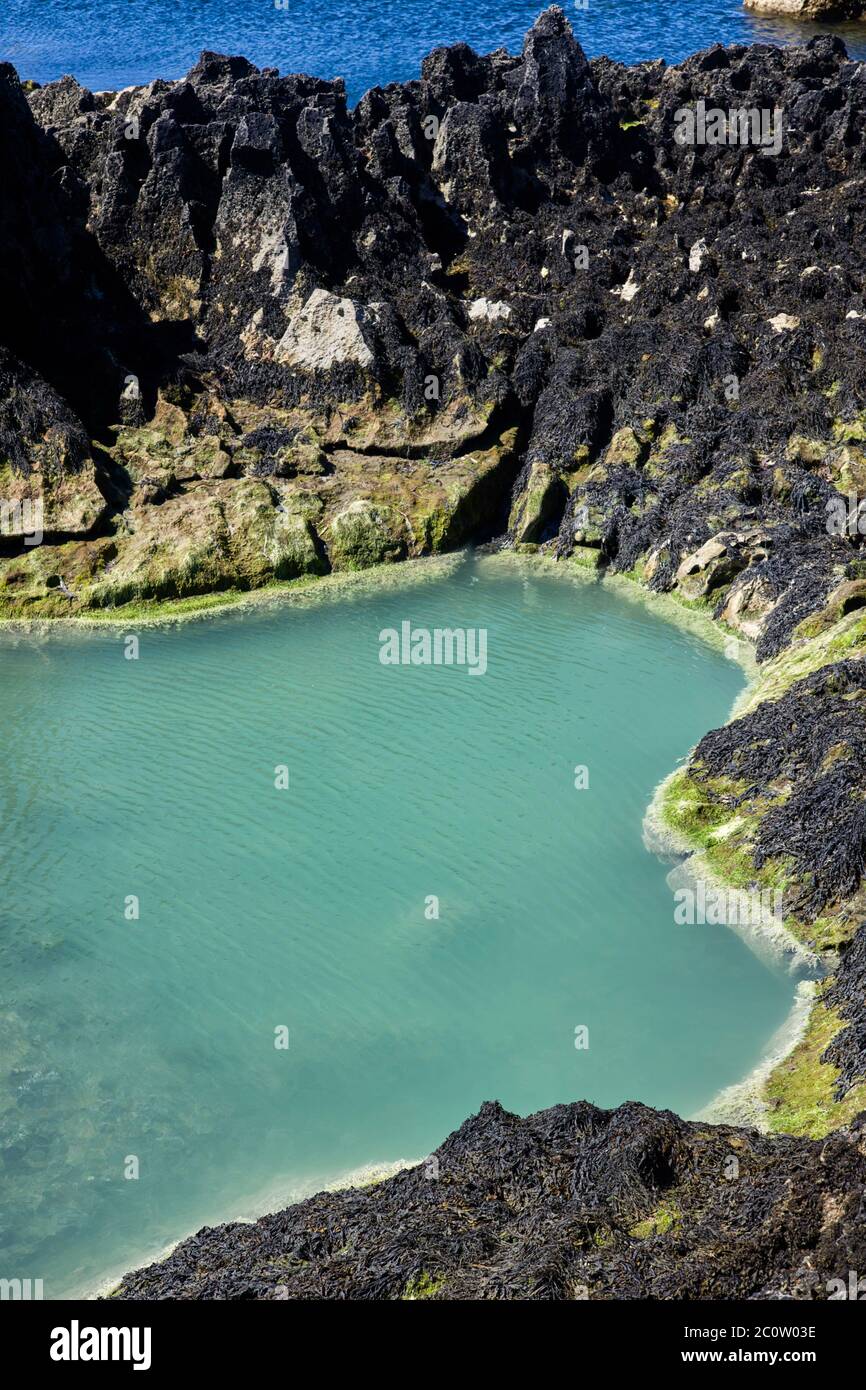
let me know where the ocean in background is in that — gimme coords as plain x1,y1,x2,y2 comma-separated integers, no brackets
0,556,810,1296
3,0,866,100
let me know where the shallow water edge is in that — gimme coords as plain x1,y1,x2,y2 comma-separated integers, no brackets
0,552,470,636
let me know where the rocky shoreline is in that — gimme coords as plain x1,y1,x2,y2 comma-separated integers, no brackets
112,1098,866,1299
5,6,866,1296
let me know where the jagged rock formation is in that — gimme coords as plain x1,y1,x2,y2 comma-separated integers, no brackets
1,9,865,634
3,7,866,628
5,7,866,1281
112,1097,866,1299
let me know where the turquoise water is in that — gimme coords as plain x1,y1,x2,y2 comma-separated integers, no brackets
0,556,808,1297
4,0,866,100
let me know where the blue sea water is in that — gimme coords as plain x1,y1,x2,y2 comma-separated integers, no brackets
3,0,866,100
0,557,811,1296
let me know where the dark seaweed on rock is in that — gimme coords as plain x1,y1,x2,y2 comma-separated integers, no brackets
3,6,866,608
746,539,846,663
825,925,866,1096
112,1099,866,1300
691,659,866,916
